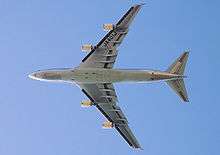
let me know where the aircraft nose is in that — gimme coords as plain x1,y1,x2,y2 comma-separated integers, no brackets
28,73,35,79
28,72,42,80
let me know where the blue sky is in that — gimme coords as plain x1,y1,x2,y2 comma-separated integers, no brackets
0,0,219,155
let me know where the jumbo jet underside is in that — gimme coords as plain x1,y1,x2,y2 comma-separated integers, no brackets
29,4,189,149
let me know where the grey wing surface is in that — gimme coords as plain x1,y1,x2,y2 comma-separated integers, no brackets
79,4,143,69
78,83,141,149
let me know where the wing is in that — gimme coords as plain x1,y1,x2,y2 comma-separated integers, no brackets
78,83,141,149
79,4,143,69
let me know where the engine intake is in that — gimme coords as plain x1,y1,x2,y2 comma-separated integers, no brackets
102,121,113,129
81,44,93,52
103,24,115,31
81,100,93,107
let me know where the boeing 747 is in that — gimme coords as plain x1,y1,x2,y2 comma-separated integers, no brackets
29,4,189,149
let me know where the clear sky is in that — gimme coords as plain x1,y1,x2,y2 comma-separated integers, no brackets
0,0,219,155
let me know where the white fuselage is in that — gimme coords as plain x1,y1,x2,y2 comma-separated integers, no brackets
29,68,183,84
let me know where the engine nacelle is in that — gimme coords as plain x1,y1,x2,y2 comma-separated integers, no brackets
102,121,113,129
103,24,115,31
81,100,93,107
81,44,93,52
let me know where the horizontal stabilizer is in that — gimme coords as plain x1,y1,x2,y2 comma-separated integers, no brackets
167,52,189,75
166,79,189,102
166,51,189,102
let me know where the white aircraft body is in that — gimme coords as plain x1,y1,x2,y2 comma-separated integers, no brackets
29,4,189,149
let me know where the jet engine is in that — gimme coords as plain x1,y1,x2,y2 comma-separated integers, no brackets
103,24,115,31
81,44,93,52
81,100,93,107
102,121,113,129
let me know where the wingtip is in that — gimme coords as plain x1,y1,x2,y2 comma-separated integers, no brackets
131,146,143,150
131,143,143,150
184,48,191,54
134,3,146,8
184,98,190,102
139,3,146,6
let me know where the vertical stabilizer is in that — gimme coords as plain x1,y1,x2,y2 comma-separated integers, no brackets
166,51,189,102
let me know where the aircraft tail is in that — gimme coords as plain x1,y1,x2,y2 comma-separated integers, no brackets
166,51,189,102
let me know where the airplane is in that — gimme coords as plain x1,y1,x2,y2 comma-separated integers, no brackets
29,4,189,149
